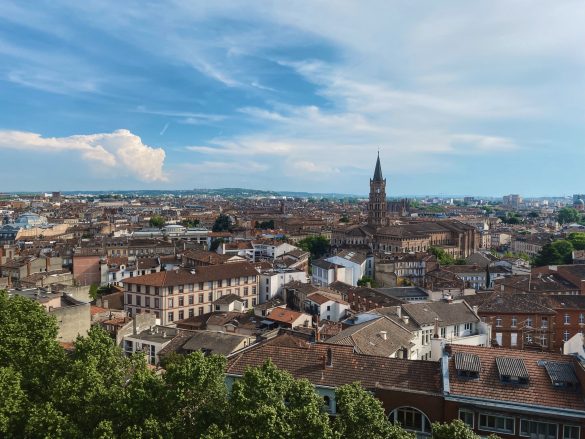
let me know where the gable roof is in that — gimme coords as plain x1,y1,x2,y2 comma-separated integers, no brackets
226,339,441,395
327,316,415,357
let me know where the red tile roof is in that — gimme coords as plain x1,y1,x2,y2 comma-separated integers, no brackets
226,339,441,394
447,344,585,412
122,262,258,287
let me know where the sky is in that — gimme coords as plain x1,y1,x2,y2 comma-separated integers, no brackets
1,1,584,196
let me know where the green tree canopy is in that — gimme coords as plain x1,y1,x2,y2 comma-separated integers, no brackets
432,419,501,439
149,215,165,228
557,207,582,225
212,214,232,232
534,240,574,266
229,360,333,439
255,219,275,229
429,246,455,265
567,232,585,250
334,383,414,439
298,235,330,260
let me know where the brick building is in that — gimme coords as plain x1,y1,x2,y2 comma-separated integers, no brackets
122,262,259,325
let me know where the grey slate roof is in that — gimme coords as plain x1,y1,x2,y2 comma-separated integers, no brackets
402,301,479,327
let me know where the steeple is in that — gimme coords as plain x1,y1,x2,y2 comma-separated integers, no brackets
368,151,387,228
373,151,383,182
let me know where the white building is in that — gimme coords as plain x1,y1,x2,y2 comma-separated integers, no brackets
259,268,308,304
311,260,347,287
304,292,350,322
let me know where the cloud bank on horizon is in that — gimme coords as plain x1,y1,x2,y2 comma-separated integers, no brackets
0,0,584,195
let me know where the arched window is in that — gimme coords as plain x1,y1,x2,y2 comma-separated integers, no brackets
389,407,432,438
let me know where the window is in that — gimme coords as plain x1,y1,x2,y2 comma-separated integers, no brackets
136,296,141,306
563,331,570,342
178,297,184,307
188,295,194,305
178,310,184,320
511,316,517,327
564,425,580,439
564,314,570,325
244,287,249,295
145,297,150,307
208,292,213,301
198,294,204,303
526,317,533,328
167,298,173,308
540,334,548,347
459,410,474,428
496,318,502,327
327,305,331,311
198,307,203,316
495,333,503,346
579,314,584,324
188,308,194,318
479,414,515,434
454,325,460,337
389,407,431,436
198,282,204,290
464,323,472,332
154,298,160,309
520,419,557,439
168,286,174,295
440,327,446,338
541,317,548,329
526,333,533,344
167,312,174,322
511,332,518,347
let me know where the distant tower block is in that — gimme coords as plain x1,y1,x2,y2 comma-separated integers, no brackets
368,152,388,227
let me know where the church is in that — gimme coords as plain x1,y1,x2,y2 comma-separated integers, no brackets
331,154,479,258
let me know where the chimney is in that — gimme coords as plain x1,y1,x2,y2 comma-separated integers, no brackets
472,305,479,315
401,315,409,324
380,330,387,341
395,305,402,318
433,317,440,339
431,337,445,361
132,317,137,335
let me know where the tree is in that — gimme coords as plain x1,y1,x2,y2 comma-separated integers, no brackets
209,238,224,252
0,292,65,399
149,215,165,228
229,360,333,439
298,236,330,260
557,207,581,225
357,275,377,287
256,220,275,229
182,219,200,228
534,240,574,266
212,214,231,232
339,215,350,223
429,246,455,266
162,352,228,437
334,383,414,439
432,419,502,439
567,232,585,250
0,367,25,435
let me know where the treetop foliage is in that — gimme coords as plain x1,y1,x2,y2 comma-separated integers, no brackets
0,290,497,438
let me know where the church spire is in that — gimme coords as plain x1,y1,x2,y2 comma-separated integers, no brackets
373,151,383,182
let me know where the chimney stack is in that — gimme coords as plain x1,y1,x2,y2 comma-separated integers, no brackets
380,330,387,341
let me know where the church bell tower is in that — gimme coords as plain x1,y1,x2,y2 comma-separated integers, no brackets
368,152,388,227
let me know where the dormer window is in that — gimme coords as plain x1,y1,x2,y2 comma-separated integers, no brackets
496,357,529,385
543,361,579,389
454,352,481,379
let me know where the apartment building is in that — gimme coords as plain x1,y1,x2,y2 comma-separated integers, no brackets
123,262,259,325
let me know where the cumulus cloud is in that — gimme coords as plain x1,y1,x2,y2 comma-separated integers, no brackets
0,129,166,181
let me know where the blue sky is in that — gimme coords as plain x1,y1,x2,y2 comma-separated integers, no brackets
1,1,584,196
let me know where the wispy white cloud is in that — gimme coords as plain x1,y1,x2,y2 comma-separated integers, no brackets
0,129,167,181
